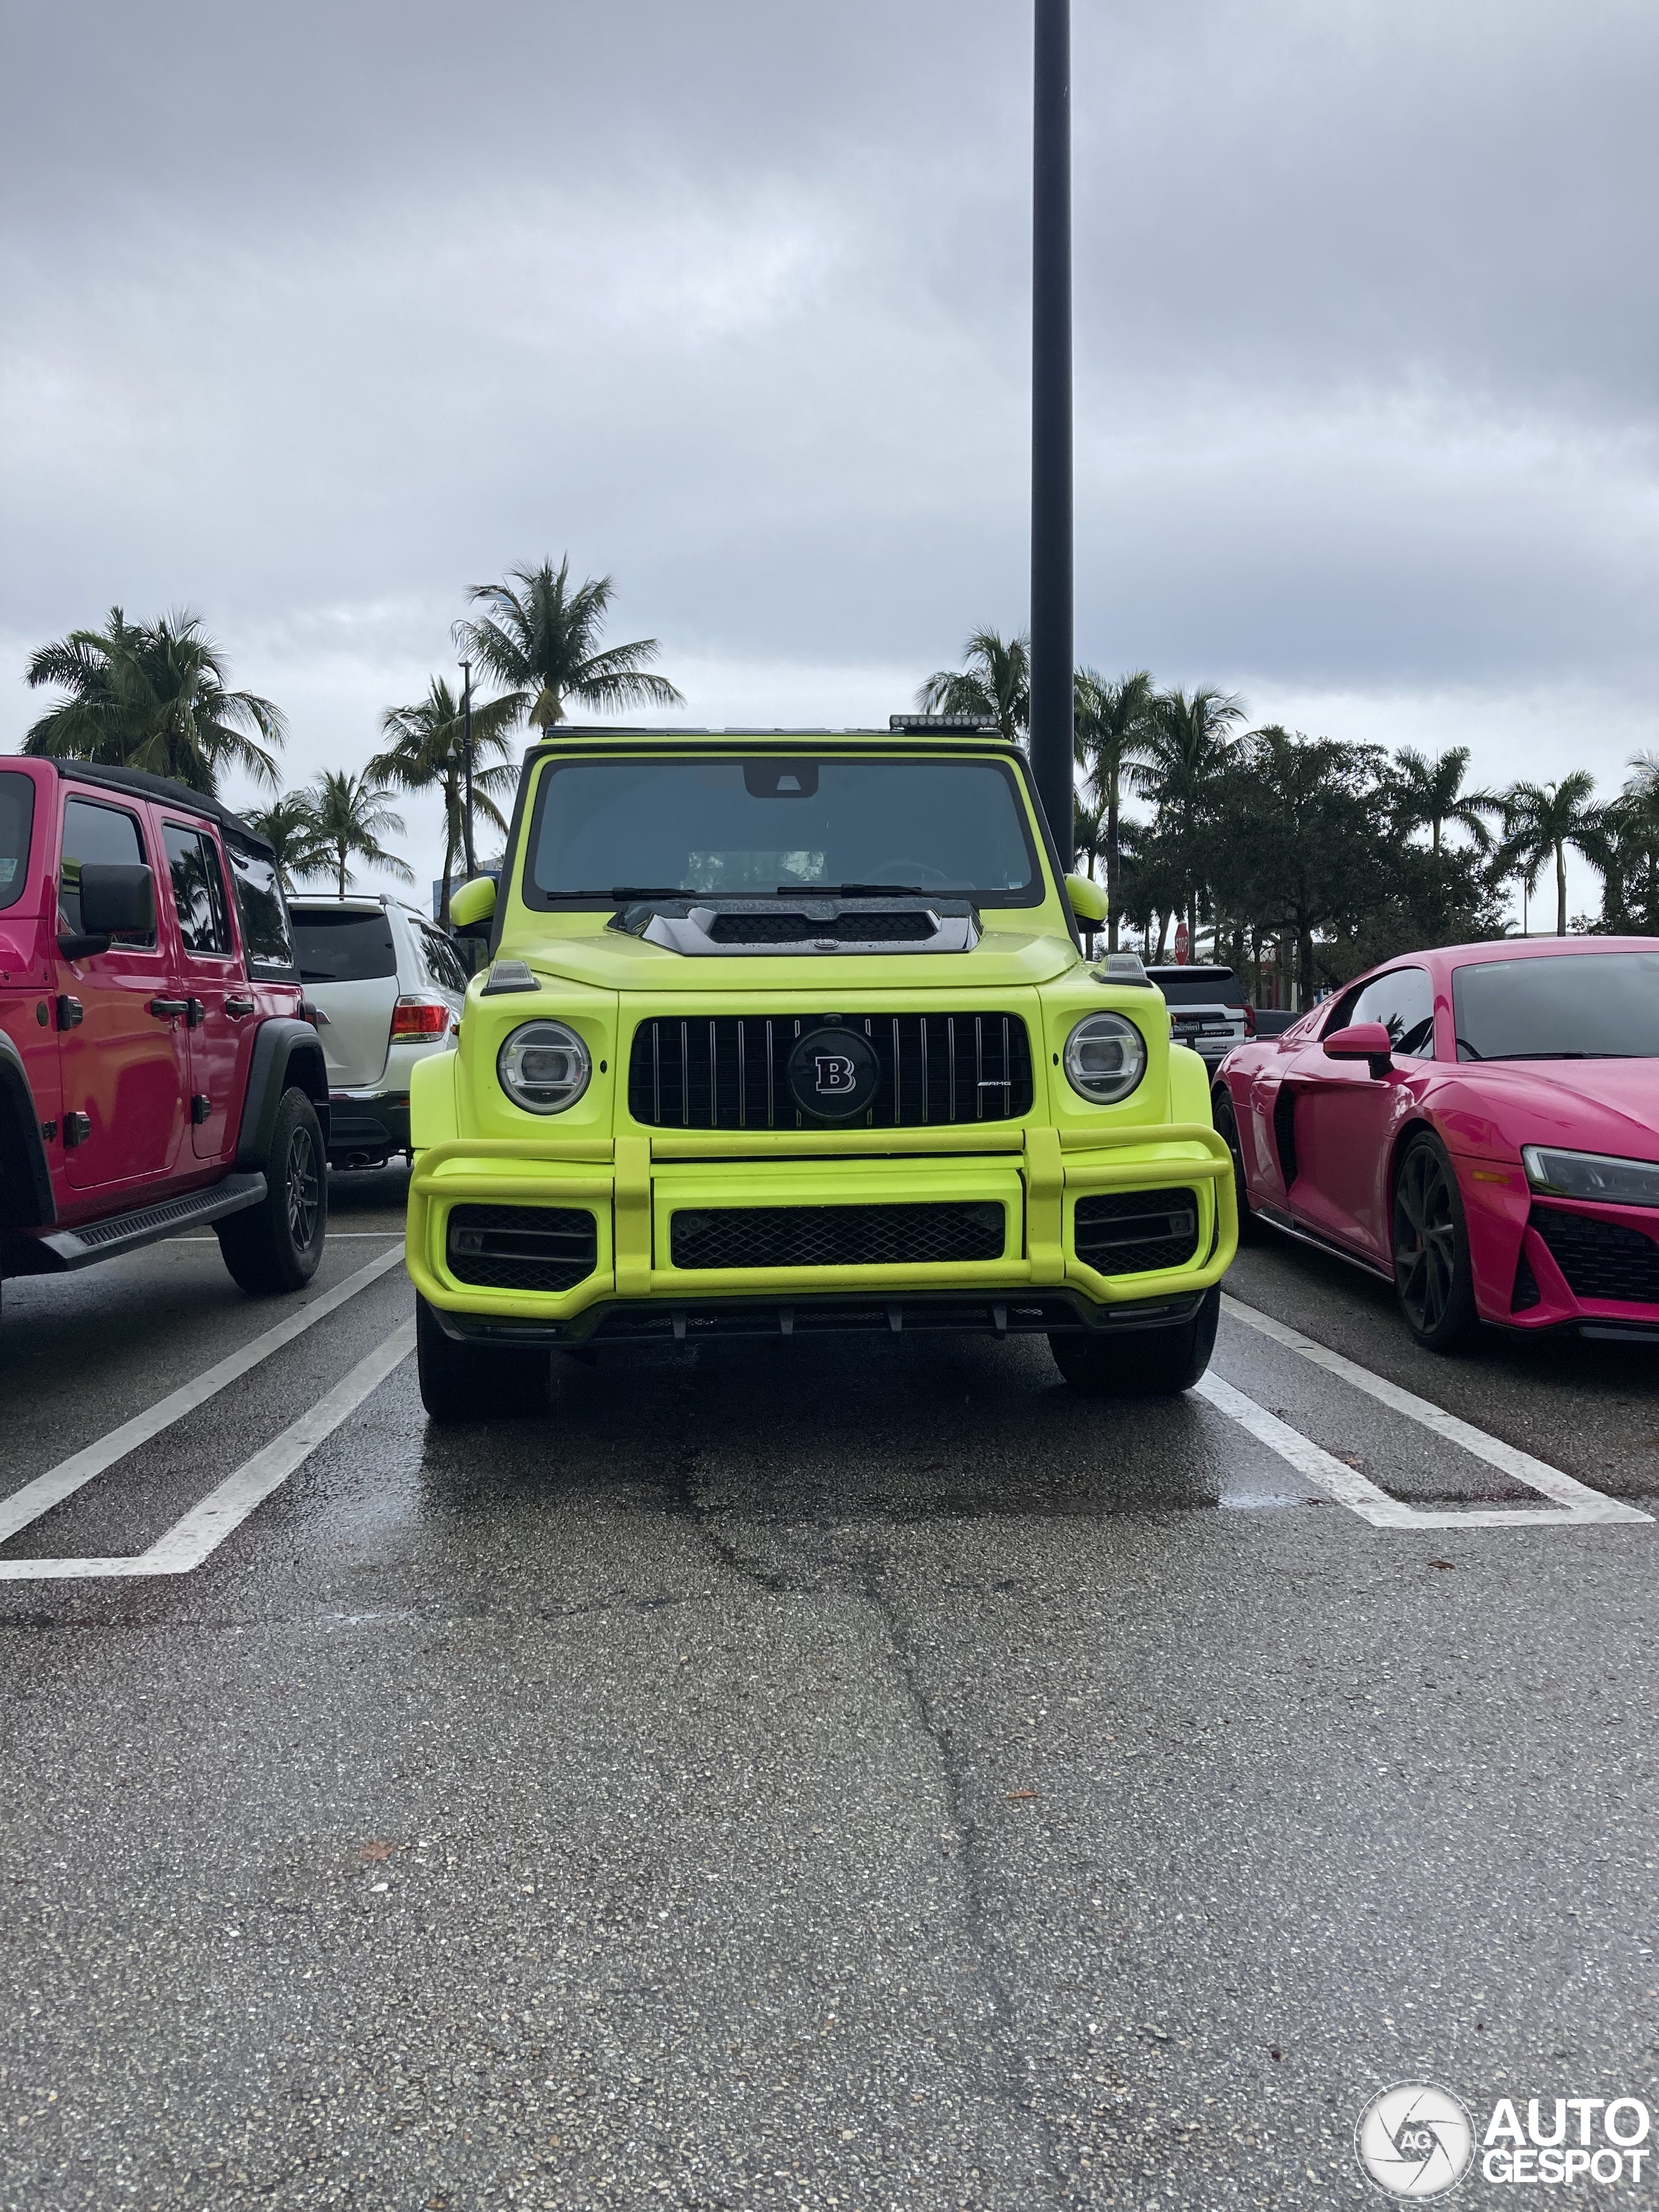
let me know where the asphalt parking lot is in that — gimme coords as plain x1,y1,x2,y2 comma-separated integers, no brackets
1,1168,1654,2211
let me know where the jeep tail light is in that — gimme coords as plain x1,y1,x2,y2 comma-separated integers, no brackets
391,995,455,1039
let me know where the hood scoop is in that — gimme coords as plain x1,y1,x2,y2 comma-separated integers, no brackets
611,896,980,957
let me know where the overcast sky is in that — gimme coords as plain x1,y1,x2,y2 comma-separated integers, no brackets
3,0,1655,918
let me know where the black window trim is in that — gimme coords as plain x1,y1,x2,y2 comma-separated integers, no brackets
161,816,239,961
58,792,162,955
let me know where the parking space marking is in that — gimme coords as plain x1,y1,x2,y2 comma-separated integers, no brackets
0,1246,406,1547
1212,1298,1652,1528
0,1322,416,1580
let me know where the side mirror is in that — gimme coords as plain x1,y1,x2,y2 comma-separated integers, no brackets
1323,1021,1394,1078
59,862,156,958
1065,874,1108,925
449,876,497,938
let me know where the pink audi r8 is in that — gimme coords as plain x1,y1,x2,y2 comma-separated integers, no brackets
1212,938,1659,1351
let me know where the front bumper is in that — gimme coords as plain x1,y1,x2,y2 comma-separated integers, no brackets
406,1123,1237,1341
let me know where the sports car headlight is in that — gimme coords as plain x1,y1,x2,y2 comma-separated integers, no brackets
498,1019,590,1114
1521,1145,1659,1208
1063,1012,1148,1105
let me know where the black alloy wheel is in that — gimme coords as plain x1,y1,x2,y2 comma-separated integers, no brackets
217,1084,328,1295
1391,1131,1477,1353
1212,1087,1260,1245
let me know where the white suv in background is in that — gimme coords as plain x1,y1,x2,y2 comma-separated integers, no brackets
288,895,468,1172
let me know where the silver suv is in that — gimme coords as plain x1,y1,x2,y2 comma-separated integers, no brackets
1145,964,1254,1071
289,896,467,1171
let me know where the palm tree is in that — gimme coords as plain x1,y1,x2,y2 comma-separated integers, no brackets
1074,668,1155,948
1391,746,1497,856
1495,773,1603,937
453,557,683,731
1128,685,1245,948
916,628,1030,744
306,769,413,899
24,608,285,795
241,791,331,894
371,679,520,925
1591,755,1659,933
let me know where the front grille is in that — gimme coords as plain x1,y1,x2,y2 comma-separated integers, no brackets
1531,1207,1659,1304
670,1201,1008,1271
706,910,937,944
446,1204,598,1292
628,1012,1033,1129
1073,1187,1200,1275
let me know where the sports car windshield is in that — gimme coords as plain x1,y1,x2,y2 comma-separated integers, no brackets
525,756,1040,904
1453,952,1659,1061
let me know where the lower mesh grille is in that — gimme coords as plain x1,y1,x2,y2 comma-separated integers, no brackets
1531,1207,1659,1304
446,1204,597,1292
1073,1187,1200,1275
671,1202,1007,1271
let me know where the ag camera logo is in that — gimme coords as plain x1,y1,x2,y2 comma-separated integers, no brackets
1355,2083,1475,2198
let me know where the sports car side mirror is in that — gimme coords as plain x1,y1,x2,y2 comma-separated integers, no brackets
1323,1021,1394,1078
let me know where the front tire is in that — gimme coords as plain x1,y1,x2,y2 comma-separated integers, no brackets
1212,1087,1261,1245
1391,1132,1478,1352
416,1294,552,1422
1048,1287,1220,1397
217,1086,327,1294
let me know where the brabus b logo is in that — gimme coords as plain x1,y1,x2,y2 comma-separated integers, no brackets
814,1053,858,1095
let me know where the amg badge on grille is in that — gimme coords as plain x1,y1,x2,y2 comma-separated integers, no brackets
785,1022,881,1122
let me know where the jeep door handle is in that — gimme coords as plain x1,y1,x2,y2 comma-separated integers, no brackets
149,997,189,1019
225,996,255,1018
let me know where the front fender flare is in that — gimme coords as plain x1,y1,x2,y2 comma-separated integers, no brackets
0,1029,55,1229
234,1019,330,1168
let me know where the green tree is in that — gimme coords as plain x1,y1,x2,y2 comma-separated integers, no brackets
454,557,683,731
1494,773,1604,937
1592,754,1659,934
1129,685,1246,950
1391,745,1498,856
916,628,1030,744
306,769,413,899
1073,667,1155,948
241,791,331,895
24,608,285,795
371,679,520,925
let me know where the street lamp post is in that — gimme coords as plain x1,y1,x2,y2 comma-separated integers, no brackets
1029,0,1075,871
460,657,477,882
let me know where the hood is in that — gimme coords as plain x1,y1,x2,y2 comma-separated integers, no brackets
507,921,1080,995
1440,1059,1659,1163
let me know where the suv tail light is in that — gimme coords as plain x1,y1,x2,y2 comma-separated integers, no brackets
391,995,455,1039
1244,1004,1256,1037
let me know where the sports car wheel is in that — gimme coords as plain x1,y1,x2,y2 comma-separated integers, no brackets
1391,1132,1477,1353
1212,1087,1261,1244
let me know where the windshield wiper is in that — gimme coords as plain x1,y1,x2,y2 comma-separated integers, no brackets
608,886,689,900
776,882,928,897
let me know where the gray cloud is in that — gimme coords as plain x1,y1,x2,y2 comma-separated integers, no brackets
3,0,1654,897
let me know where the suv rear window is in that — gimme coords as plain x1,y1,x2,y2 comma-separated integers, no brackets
1149,969,1245,1007
291,908,398,983
0,770,34,912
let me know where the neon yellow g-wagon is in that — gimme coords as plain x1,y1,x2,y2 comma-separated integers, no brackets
407,724,1236,1419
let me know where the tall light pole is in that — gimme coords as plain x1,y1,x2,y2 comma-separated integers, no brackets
459,657,477,880
1029,0,1074,871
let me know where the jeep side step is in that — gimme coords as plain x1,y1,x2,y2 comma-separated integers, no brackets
31,1174,268,1272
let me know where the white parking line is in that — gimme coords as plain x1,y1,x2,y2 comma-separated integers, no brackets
0,1322,415,1580
0,1245,406,1547
1212,1296,1652,1529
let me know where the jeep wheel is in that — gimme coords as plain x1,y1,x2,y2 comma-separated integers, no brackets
1048,1288,1220,1397
416,1295,552,1422
217,1086,327,1294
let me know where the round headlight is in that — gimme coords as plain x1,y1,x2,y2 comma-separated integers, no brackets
498,1019,591,1114
1063,1012,1147,1104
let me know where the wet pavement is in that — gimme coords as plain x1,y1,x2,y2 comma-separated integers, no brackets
1,1166,1654,2209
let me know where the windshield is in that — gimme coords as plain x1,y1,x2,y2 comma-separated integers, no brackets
0,771,34,912
1453,952,1659,1061
524,756,1040,905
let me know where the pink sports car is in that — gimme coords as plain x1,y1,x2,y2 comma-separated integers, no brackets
1211,937,1659,1351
